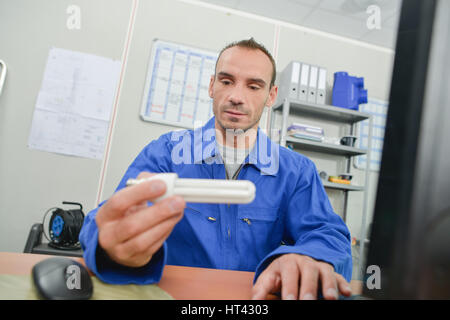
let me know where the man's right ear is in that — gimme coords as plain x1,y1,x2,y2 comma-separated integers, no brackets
208,75,215,98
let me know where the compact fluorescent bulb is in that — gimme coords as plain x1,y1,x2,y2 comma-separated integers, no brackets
126,173,255,204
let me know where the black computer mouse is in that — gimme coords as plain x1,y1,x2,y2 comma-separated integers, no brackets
32,257,93,300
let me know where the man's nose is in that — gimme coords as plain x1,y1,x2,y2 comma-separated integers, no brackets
228,85,245,106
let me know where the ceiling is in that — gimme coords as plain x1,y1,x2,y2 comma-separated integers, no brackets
198,0,403,49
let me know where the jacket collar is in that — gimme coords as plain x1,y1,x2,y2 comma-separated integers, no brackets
193,116,279,176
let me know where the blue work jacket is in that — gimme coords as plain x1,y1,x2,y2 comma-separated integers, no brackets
80,116,352,285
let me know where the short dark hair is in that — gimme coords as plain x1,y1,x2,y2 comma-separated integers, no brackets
215,38,277,88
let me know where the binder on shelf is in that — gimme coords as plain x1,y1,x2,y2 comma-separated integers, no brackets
278,61,301,100
298,63,309,101
307,65,318,103
317,68,327,105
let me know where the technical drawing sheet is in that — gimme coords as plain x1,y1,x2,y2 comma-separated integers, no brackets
28,47,121,160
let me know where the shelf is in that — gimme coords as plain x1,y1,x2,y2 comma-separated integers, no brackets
322,180,365,191
354,238,371,246
285,136,367,156
274,99,371,124
271,93,373,248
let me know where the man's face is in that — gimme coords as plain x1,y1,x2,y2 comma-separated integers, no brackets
209,46,278,133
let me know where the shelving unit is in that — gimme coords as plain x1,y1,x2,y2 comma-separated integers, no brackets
269,97,373,271
272,99,370,123
322,180,365,191
284,136,367,157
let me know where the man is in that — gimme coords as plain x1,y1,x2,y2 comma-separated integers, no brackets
80,38,353,300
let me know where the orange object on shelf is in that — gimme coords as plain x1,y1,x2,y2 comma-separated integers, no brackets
328,176,351,185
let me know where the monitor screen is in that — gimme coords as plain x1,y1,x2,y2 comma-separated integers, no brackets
363,0,450,299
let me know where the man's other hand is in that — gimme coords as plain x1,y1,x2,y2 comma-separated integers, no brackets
252,253,352,300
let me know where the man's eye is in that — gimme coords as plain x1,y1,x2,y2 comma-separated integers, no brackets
249,85,260,90
221,80,232,85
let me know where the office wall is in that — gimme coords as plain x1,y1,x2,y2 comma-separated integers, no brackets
0,0,132,252
0,0,395,265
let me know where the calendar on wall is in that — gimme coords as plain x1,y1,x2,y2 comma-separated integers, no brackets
355,98,389,171
140,39,218,128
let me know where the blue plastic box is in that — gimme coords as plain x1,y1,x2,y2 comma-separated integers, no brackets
332,72,368,111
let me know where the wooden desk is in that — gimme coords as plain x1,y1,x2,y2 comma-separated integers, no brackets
0,252,362,299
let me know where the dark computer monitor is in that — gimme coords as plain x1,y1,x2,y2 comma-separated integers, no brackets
363,0,450,299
